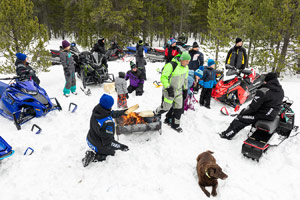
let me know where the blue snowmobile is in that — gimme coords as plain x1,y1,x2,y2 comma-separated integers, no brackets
0,77,62,130
0,136,14,160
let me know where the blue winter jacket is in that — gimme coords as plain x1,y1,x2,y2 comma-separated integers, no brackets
200,66,216,89
187,70,195,95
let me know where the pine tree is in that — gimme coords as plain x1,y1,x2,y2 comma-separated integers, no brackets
0,0,50,73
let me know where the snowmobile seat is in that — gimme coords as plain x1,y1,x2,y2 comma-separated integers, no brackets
241,69,252,75
255,116,280,133
0,81,9,98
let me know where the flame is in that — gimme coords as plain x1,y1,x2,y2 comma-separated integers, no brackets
121,112,146,126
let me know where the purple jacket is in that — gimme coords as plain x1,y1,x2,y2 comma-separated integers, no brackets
125,70,144,87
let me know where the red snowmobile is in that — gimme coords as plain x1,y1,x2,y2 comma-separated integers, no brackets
211,64,263,111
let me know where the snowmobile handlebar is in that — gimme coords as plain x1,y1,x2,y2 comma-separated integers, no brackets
0,76,20,80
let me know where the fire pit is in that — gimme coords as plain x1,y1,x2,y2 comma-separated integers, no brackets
116,112,161,135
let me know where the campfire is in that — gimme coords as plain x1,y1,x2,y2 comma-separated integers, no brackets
116,112,161,135
120,112,147,126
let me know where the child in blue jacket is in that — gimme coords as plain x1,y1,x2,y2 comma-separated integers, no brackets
199,59,217,109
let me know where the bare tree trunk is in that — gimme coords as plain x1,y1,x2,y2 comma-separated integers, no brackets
277,30,291,75
250,42,256,67
179,0,183,36
215,39,220,67
247,38,252,67
272,41,280,72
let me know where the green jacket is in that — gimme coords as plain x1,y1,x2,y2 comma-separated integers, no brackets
161,56,188,92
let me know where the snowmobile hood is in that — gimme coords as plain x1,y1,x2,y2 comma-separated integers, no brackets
16,80,37,92
264,78,283,93
93,104,111,119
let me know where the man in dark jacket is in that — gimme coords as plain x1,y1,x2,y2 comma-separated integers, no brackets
165,38,182,63
91,37,108,68
225,38,248,70
188,42,204,71
136,40,146,80
15,52,40,85
82,94,129,167
125,61,144,96
219,72,284,140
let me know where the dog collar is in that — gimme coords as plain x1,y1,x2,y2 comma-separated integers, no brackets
205,169,211,179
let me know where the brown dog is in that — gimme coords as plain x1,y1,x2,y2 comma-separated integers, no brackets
196,151,228,197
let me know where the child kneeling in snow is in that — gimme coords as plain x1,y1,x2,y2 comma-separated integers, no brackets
115,72,128,109
82,94,129,167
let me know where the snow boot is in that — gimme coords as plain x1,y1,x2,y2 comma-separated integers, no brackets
94,154,107,162
164,118,171,126
171,126,183,133
82,150,96,167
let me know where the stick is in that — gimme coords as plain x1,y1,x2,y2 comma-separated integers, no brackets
125,104,139,114
139,110,154,117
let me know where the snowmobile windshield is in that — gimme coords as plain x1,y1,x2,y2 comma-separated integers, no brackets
17,80,38,95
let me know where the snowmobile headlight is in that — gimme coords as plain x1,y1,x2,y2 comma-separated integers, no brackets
21,88,38,95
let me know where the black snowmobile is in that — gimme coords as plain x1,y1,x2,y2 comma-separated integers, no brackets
242,98,298,161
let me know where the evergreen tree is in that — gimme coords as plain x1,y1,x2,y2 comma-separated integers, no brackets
0,0,50,73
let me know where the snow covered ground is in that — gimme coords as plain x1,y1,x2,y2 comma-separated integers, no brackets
1,40,300,200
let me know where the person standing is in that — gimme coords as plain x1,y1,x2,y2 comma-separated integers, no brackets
115,71,128,109
165,38,182,63
225,38,248,70
60,40,76,97
154,52,190,132
188,42,204,71
199,59,217,109
219,72,284,140
136,40,147,80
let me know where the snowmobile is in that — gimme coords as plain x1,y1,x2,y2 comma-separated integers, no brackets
242,98,298,161
50,43,81,74
146,48,165,63
0,136,14,161
0,77,62,130
212,64,263,111
79,51,114,89
106,47,124,61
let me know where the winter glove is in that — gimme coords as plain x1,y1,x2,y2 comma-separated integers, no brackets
120,143,129,151
111,140,129,151
183,90,188,100
166,86,174,98
126,93,129,99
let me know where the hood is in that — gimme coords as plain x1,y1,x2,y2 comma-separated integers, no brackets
15,58,25,67
264,78,284,93
92,104,111,119
188,70,194,77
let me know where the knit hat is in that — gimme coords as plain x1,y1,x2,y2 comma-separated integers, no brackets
235,38,242,44
62,40,70,49
130,61,136,69
119,71,125,78
99,94,114,110
207,59,215,67
16,52,27,61
192,42,199,48
170,39,177,45
264,72,277,82
138,40,143,45
180,51,191,61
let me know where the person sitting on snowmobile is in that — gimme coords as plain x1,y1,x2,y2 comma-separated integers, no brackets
165,39,182,63
82,94,129,167
225,38,248,71
110,41,119,50
15,52,40,85
219,72,284,140
91,37,108,69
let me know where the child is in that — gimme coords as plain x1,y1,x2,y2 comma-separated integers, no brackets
82,94,129,167
199,59,217,109
60,40,76,97
115,71,128,109
125,61,144,96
